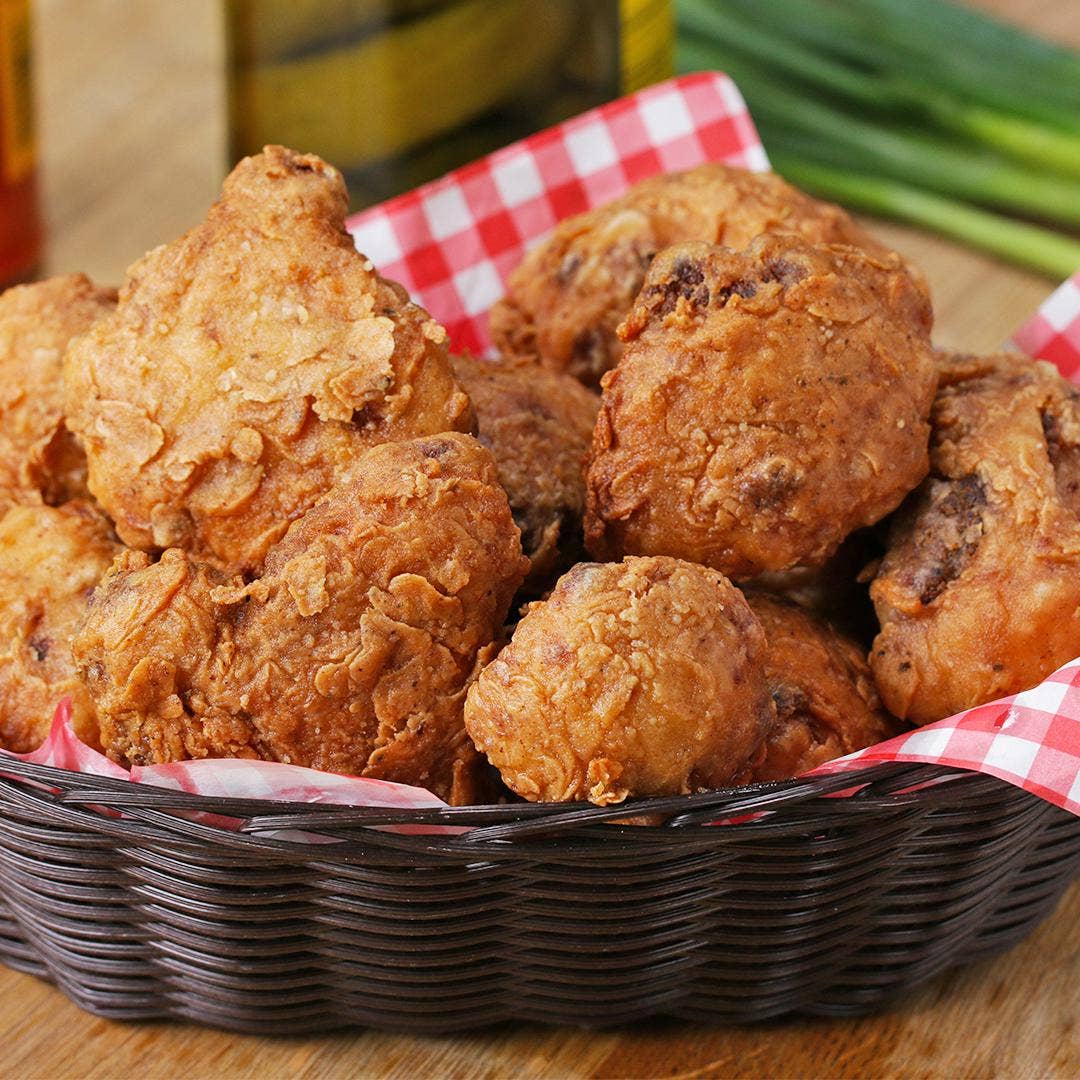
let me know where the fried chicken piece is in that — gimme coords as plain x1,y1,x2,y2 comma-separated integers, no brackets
585,236,937,579
75,433,528,803
736,592,901,782
489,163,927,387
450,352,598,595
0,501,122,751
0,274,117,513
64,146,473,575
870,353,1080,723
72,547,253,763
464,556,774,805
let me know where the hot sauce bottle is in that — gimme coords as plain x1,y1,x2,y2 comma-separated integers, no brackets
0,0,41,288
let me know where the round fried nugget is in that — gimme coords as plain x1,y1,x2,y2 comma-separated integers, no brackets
450,352,598,594
64,146,472,574
464,556,774,805
489,163,925,387
871,354,1080,723
0,274,116,513
736,592,900,783
0,501,121,751
585,236,937,579
75,433,528,804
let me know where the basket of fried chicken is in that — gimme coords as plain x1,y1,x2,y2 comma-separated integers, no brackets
0,77,1075,1033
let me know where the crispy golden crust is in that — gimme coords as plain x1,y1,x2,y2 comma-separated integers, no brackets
464,556,774,805
450,352,598,594
737,592,901,782
0,275,116,513
64,146,473,574
585,236,937,579
489,164,927,387
73,547,252,763
75,434,528,803
871,354,1080,723
0,502,121,751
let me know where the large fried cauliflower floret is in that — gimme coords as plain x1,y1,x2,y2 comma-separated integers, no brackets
489,163,926,387
450,352,598,595
464,556,774,805
64,145,473,574
0,274,116,513
871,353,1080,724
737,592,901,782
0,502,121,751
74,434,528,803
585,235,937,579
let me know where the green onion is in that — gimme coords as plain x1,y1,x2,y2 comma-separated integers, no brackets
677,0,1080,278
771,156,1080,281
679,1,1080,180
680,38,1080,226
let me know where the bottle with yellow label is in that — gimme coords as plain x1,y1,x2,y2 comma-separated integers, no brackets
0,0,40,288
224,0,673,208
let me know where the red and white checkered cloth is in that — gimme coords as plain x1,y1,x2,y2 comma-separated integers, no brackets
1010,270,1080,380
2,73,1077,820
346,73,768,356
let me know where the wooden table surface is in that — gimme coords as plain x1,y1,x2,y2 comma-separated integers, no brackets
1,0,1077,1076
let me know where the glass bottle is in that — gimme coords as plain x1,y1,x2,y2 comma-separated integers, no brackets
0,0,40,288
224,0,673,208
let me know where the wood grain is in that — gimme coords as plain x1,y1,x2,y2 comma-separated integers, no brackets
3,0,1077,1076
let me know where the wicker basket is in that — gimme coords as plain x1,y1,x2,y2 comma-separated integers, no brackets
0,754,1075,1035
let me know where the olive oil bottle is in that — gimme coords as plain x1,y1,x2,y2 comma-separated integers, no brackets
225,0,673,207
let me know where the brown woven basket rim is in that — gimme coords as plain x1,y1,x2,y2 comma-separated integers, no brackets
0,754,1040,843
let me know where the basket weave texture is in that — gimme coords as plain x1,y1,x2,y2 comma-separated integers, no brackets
0,755,1076,1035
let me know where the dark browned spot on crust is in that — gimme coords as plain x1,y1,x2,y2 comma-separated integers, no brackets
702,277,761,310
739,462,800,511
651,258,709,315
556,253,582,285
421,439,453,459
772,681,810,720
763,257,808,287
1041,402,1080,515
571,326,607,366
907,474,986,606
29,637,49,662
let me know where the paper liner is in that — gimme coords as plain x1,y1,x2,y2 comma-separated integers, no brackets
3,73,1076,819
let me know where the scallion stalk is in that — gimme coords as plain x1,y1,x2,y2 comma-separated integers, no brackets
769,155,1080,281
677,0,1080,278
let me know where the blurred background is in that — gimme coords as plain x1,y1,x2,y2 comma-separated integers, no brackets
7,0,1080,350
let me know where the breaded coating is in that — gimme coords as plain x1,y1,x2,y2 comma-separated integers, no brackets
871,353,1080,723
464,556,774,805
0,274,116,513
450,352,598,594
73,547,251,763
585,236,936,579
64,145,473,574
737,592,900,782
75,434,528,803
0,502,121,751
489,163,925,387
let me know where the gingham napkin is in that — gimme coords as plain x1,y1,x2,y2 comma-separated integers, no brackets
346,73,768,356
4,74,1077,818
1011,270,1080,379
